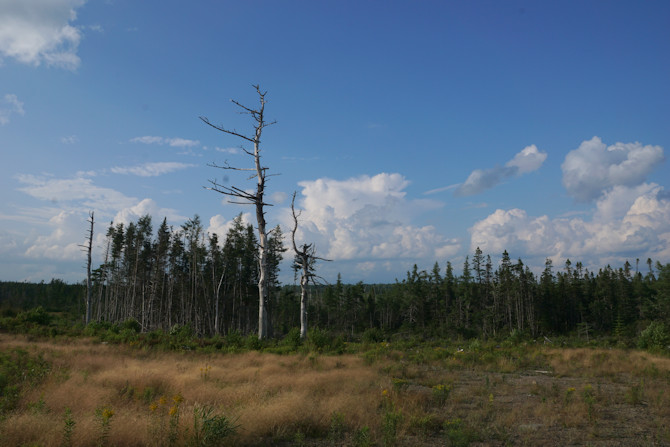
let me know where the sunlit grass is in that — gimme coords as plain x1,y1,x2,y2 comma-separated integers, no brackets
2,333,670,445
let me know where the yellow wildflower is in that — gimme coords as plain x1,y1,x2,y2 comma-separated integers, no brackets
169,405,178,416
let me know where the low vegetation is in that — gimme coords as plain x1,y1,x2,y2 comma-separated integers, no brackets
1,328,669,446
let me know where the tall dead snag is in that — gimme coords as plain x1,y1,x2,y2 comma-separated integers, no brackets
80,211,94,325
291,192,331,339
201,85,276,339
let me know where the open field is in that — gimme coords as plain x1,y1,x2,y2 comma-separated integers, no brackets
1,334,670,446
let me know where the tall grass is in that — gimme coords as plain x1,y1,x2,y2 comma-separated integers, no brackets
2,333,670,446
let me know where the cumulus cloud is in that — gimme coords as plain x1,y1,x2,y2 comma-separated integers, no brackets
206,213,253,239
16,173,185,223
24,210,85,260
562,137,664,202
130,136,200,147
470,183,670,266
454,144,547,196
110,162,195,177
285,173,460,263
0,94,25,125
112,198,185,226
0,0,86,70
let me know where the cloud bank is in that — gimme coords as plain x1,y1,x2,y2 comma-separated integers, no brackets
287,173,460,264
0,0,87,70
455,145,547,196
561,136,664,202
471,138,669,267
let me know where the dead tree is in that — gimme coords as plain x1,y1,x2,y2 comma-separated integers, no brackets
291,192,331,339
201,85,276,339
80,211,94,325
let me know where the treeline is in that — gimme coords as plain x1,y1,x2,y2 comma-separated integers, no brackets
88,214,285,337
0,279,83,315
2,213,669,341
309,251,670,340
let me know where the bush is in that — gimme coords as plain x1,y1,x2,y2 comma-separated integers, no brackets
307,327,331,352
0,348,50,414
225,330,243,349
283,327,302,350
18,306,52,326
637,321,669,351
362,327,383,344
120,318,141,333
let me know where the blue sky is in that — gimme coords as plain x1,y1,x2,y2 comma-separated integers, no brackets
1,0,669,284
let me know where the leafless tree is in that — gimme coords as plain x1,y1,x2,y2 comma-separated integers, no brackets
80,211,94,325
291,192,331,339
201,85,276,339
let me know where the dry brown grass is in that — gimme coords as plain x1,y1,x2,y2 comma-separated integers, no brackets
2,334,670,446
0,335,386,446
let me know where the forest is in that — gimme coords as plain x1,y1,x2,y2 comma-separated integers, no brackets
2,212,669,343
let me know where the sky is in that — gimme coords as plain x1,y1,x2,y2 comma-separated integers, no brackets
1,0,669,285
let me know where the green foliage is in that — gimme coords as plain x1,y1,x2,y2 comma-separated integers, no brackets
225,330,243,349
353,426,372,447
382,407,403,447
328,411,346,444
61,407,76,447
637,321,669,351
244,333,263,350
94,407,115,447
190,404,237,447
443,418,476,447
120,318,141,333
307,327,332,352
282,327,302,350
362,327,384,344
0,348,50,415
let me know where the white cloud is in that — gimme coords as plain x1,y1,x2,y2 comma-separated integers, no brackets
454,144,547,196
470,183,670,266
0,94,25,125
270,191,288,204
506,144,547,174
0,0,86,70
167,137,199,148
130,136,200,148
206,213,253,239
24,210,85,261
110,162,195,177
215,147,240,154
112,198,185,226
130,136,164,145
561,137,664,202
285,173,459,263
61,135,78,144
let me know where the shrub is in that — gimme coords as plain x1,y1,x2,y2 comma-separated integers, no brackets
307,327,331,352
362,327,383,344
637,321,669,351
283,327,302,350
18,306,52,326
0,348,51,414
120,318,141,333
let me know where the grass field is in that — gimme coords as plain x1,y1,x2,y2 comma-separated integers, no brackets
1,333,669,446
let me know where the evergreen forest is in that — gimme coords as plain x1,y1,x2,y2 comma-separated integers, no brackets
2,212,670,344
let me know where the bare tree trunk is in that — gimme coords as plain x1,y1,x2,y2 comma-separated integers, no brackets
81,211,94,325
201,85,276,339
